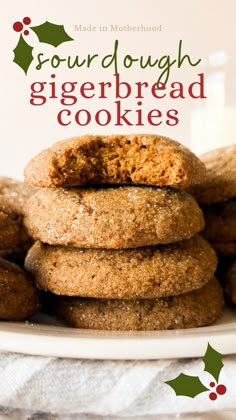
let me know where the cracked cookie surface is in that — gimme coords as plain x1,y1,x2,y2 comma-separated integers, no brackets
54,278,223,330
25,235,217,299
24,186,204,248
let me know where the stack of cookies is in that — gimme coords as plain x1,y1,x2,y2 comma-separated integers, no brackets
0,177,40,320
24,134,223,330
191,144,236,304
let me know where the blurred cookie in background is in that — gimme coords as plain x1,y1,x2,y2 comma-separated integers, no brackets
0,258,40,320
190,145,236,204
0,177,37,264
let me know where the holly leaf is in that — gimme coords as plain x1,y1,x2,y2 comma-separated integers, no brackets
203,343,224,383
30,21,73,47
13,34,34,74
165,373,209,398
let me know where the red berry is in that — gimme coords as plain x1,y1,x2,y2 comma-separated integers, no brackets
24,30,29,36
216,384,227,395
13,21,23,32
209,392,217,401
23,17,31,25
209,382,215,387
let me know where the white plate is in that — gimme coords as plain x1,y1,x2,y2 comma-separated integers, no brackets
0,309,236,359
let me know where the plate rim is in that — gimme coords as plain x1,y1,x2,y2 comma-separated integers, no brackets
0,309,236,359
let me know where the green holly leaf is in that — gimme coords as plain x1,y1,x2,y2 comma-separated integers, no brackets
30,21,73,47
165,373,209,398
203,343,224,383
13,34,34,74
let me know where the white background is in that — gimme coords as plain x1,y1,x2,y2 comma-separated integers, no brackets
1,0,236,179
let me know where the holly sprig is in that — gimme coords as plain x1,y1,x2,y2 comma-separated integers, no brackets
13,17,74,74
165,343,227,401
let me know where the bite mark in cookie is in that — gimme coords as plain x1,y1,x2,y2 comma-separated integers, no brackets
24,134,206,188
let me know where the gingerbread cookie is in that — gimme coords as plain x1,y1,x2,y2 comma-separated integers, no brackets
190,145,236,204
0,258,40,320
25,235,217,299
222,261,236,304
0,177,35,214
24,134,206,188
24,186,204,248
55,278,223,330
211,241,236,257
203,200,236,241
0,177,36,255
